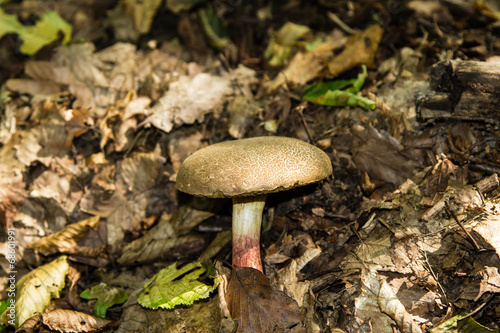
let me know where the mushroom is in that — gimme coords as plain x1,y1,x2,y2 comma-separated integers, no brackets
176,136,332,272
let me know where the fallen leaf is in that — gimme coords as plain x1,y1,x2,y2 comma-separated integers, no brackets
118,296,221,332
138,262,219,310
117,150,161,193
328,25,384,77
42,309,113,333
226,267,303,332
28,216,100,256
0,9,71,55
80,282,128,318
0,256,69,328
268,38,340,91
144,73,232,133
118,199,220,264
351,125,415,186
378,278,424,333
475,266,500,301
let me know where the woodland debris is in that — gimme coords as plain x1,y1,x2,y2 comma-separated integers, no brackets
417,60,500,121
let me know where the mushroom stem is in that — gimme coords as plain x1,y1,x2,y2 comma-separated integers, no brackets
231,194,267,272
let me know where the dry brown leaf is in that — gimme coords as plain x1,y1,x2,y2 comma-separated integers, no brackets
144,73,232,133
378,279,424,333
199,230,232,263
30,170,82,214
29,216,100,256
117,150,161,193
42,309,113,333
475,266,500,301
328,25,384,77
422,156,457,198
80,185,149,246
268,37,342,91
226,267,303,333
351,125,415,186
0,182,26,229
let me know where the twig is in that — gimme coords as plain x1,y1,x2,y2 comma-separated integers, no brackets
422,251,448,303
327,12,355,35
294,103,314,143
444,206,482,251
459,293,495,320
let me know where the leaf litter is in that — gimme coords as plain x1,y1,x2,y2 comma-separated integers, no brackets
1,1,500,332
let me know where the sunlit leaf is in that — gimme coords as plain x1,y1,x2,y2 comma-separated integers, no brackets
304,65,375,110
138,262,219,310
0,9,72,55
0,256,69,328
80,282,128,318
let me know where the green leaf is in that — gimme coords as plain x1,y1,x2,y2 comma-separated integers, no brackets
138,262,219,310
80,282,127,318
430,313,499,333
198,4,230,50
0,256,69,328
303,65,375,110
0,8,72,55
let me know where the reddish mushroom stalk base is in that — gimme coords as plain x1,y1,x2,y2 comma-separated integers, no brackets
231,194,267,272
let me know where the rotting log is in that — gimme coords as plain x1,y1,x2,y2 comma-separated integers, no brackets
417,60,500,121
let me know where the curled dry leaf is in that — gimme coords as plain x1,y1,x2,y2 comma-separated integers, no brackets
42,309,113,333
29,216,100,256
226,267,303,333
378,279,423,333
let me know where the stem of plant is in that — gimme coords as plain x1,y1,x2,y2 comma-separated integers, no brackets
231,194,267,272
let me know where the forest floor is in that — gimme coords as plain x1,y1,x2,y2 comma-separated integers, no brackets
1,1,500,332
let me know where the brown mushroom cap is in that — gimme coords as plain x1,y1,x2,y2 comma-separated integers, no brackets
176,136,332,198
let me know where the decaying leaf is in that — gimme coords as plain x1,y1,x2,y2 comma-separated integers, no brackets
118,200,220,264
144,73,232,133
198,230,232,263
29,216,100,256
351,125,415,186
117,150,160,193
475,266,500,301
226,267,303,332
0,256,69,328
472,215,500,259
138,262,219,310
17,309,114,333
378,279,424,333
80,282,128,318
